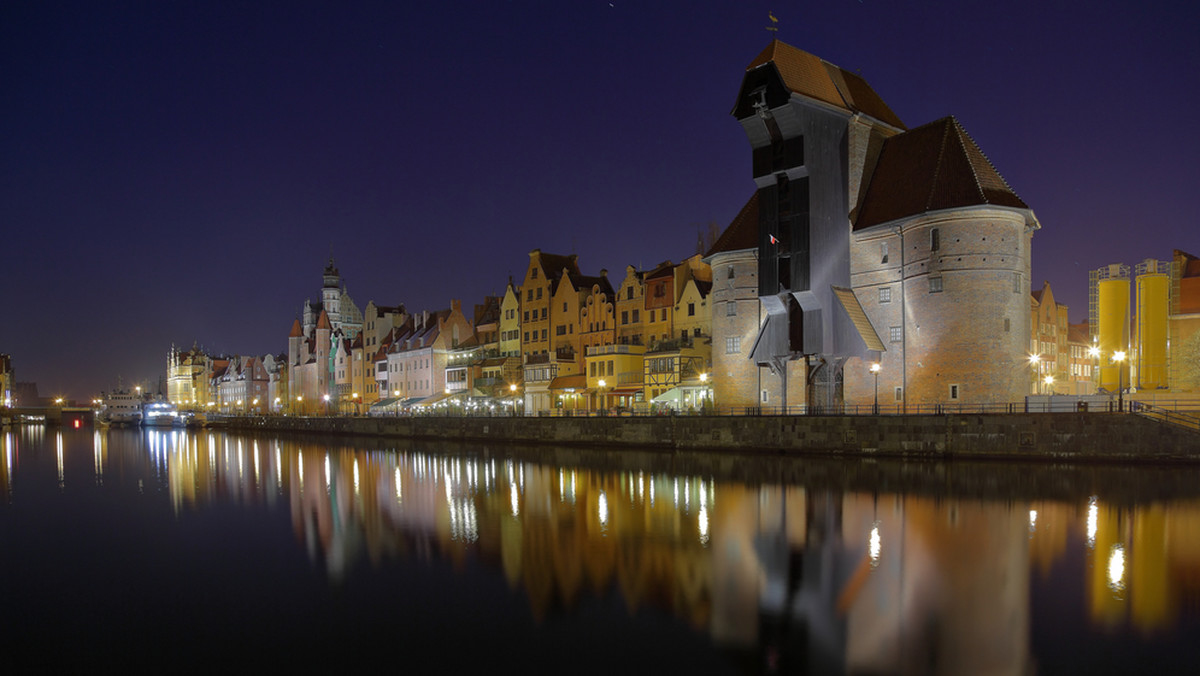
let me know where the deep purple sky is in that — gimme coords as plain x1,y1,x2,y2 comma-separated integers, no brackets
3,1,1197,401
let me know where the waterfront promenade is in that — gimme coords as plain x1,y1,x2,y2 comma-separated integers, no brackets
223,406,1200,463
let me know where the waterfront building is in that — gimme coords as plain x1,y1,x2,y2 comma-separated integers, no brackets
1169,249,1200,392
520,250,579,361
287,310,332,415
673,256,713,347
499,280,522,359
301,257,362,339
1030,282,1070,394
386,301,473,409
214,355,269,413
585,343,645,411
614,265,646,347
704,193,762,410
263,353,288,413
731,39,1037,409
1067,322,1096,395
579,274,617,364
0,353,12,407
167,343,218,409
643,261,675,348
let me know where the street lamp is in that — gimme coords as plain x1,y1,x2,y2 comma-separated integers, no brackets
1113,350,1126,412
1088,345,1100,393
598,379,607,414
1028,354,1041,395
322,393,331,415
870,362,881,414
1043,374,1054,395
510,383,518,417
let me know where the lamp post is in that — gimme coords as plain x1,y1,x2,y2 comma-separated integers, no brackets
1113,351,1126,412
1088,345,1100,394
509,383,518,417
1028,354,1041,395
699,372,709,412
598,379,607,415
869,362,881,414
322,393,331,416
1043,375,1054,396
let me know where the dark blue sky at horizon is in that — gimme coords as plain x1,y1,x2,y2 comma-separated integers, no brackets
3,1,1197,401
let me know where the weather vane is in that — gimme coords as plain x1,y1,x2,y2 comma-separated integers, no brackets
766,11,779,34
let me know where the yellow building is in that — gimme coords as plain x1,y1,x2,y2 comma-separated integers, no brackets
1168,249,1200,392
586,343,646,411
614,265,646,347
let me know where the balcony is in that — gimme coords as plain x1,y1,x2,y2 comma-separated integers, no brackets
587,343,645,356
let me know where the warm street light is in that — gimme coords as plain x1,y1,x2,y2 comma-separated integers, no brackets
870,362,881,414
1113,350,1127,412
1043,374,1054,395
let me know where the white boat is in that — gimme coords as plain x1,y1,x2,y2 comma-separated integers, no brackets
98,388,143,427
142,401,183,428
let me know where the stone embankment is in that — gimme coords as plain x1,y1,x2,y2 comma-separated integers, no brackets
224,411,1200,463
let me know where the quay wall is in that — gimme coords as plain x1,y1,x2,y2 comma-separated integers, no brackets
225,412,1200,463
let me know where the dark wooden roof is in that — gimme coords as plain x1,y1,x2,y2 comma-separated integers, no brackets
855,116,1028,231
746,40,905,129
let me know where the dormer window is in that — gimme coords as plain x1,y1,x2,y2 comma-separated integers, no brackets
750,86,768,113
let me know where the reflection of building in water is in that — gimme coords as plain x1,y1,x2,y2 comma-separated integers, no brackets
114,430,1200,662
1079,498,1200,634
842,495,1031,676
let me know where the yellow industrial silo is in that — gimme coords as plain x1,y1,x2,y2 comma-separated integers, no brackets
1135,259,1170,390
1092,264,1130,392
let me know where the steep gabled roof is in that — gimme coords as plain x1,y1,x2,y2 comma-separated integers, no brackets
288,319,303,338
706,193,759,257
855,116,1028,231
745,40,905,129
316,309,332,331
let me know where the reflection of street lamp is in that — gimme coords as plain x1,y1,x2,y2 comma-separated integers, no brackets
870,363,881,414
1113,351,1126,412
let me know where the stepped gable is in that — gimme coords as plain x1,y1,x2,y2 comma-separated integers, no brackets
855,116,1028,231
706,192,759,257
744,40,905,129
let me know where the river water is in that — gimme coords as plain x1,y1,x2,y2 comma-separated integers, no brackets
2,425,1198,673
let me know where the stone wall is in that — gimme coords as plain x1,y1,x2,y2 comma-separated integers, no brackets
229,412,1200,462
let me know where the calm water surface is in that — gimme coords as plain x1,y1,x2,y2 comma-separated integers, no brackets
2,426,1198,673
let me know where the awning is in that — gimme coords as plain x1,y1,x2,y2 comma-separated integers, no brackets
652,388,682,403
369,397,402,409
608,387,642,396
413,392,454,407
831,286,886,352
549,374,587,391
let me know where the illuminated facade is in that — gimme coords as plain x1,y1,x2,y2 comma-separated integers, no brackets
729,40,1037,408
1030,282,1070,394
0,353,12,407
167,343,217,408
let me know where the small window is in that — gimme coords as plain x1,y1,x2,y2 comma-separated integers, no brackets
889,326,902,343
1004,318,1011,333
527,289,533,302
562,302,567,312
881,242,889,264
626,287,633,300
929,277,943,293
1013,272,1021,294
760,389,769,404
727,266,735,280
688,303,695,316
531,268,538,279
894,386,903,402
949,384,960,400
536,288,543,300
693,328,701,337
930,228,940,251
879,287,891,304
726,302,737,317
726,336,741,354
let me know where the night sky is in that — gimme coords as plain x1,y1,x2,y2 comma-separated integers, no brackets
3,1,1197,401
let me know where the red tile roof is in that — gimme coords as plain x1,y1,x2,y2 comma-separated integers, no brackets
855,116,1028,231
316,309,332,330
288,319,303,338
746,40,905,129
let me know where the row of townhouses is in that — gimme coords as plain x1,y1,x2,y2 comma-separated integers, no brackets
166,39,1200,416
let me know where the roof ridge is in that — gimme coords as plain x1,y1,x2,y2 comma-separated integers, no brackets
949,117,1026,207
926,119,952,212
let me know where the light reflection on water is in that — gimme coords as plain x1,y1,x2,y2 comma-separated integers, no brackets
1,426,1199,673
